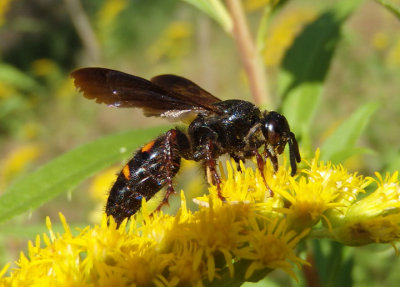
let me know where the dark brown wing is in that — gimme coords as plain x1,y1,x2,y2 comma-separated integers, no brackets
151,74,221,106
71,67,222,118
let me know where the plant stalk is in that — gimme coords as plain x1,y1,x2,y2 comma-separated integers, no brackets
226,0,269,106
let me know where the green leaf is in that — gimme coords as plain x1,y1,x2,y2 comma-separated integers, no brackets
0,63,40,91
313,240,354,287
320,102,379,163
182,0,232,33
375,0,400,19
278,1,362,147
0,126,169,224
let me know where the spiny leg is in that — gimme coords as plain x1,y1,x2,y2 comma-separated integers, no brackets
253,149,273,196
204,139,226,201
154,182,176,212
154,130,185,212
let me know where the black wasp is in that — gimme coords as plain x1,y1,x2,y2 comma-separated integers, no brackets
71,67,301,226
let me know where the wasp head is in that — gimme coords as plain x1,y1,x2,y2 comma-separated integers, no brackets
261,111,301,176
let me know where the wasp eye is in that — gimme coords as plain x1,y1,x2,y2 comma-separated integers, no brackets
262,111,291,154
266,123,280,145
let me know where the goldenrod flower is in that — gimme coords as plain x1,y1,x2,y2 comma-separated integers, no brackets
234,217,309,280
299,150,369,228
332,172,400,246
1,152,399,285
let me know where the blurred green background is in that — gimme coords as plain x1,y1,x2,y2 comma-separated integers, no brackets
0,0,400,286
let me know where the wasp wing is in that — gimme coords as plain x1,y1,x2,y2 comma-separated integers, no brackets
151,74,221,105
71,67,222,118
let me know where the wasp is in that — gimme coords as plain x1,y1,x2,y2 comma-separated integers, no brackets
71,67,301,226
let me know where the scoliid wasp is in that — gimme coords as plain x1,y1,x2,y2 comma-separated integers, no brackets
71,67,301,226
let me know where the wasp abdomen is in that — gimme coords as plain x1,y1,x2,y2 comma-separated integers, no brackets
105,129,190,225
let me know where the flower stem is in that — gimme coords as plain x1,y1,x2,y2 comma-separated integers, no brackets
64,0,101,63
309,228,335,240
226,0,270,106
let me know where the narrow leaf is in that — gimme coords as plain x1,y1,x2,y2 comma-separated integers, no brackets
0,126,169,224
320,102,379,163
0,63,40,91
0,223,81,238
375,0,400,19
182,0,232,33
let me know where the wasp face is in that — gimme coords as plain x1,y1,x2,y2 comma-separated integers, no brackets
262,111,301,176
262,111,290,154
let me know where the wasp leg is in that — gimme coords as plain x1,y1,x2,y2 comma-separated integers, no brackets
204,139,226,201
154,129,191,212
264,145,279,172
253,149,273,196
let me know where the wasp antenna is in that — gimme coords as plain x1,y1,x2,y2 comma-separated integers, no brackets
289,142,297,176
289,132,301,176
290,132,301,162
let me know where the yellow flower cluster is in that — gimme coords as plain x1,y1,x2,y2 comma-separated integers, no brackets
331,172,400,246
1,151,400,286
0,202,306,286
